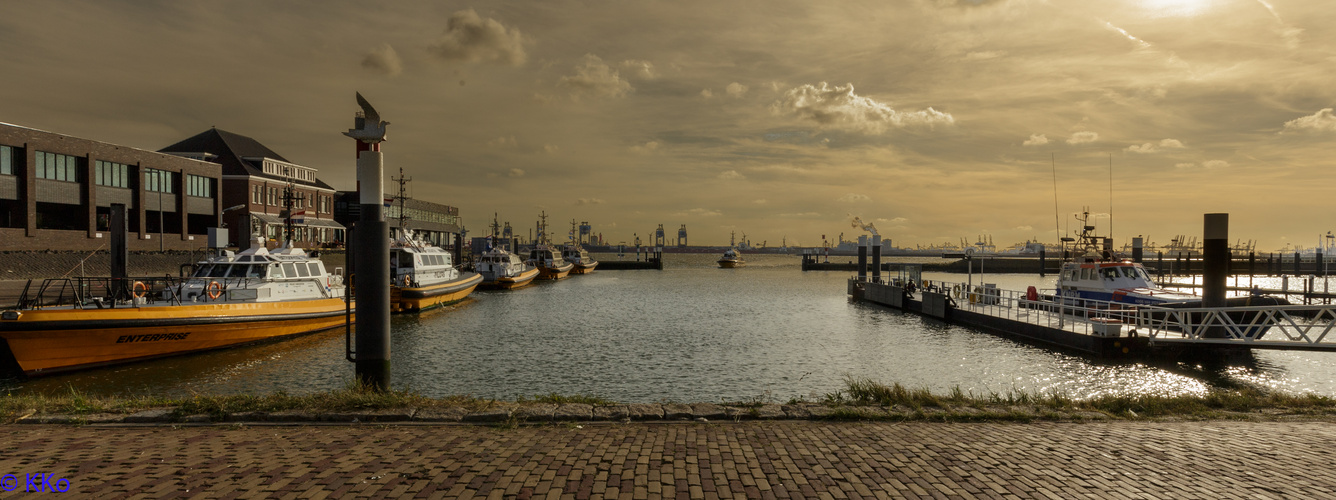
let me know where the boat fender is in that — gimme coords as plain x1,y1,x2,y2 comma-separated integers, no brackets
1026,286,1039,301
952,285,962,299
132,281,148,299
206,281,223,300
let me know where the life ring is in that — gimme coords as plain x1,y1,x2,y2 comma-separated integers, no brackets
952,285,962,299
400,274,412,287
206,281,223,300
132,281,147,298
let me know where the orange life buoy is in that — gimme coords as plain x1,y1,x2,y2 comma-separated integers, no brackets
400,274,411,287
207,281,223,300
132,281,147,298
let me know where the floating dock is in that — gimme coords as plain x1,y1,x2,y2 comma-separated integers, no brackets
850,277,1336,358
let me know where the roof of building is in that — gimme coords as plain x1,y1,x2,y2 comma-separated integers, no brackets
158,128,334,190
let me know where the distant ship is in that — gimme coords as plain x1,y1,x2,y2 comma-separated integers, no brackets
562,220,599,275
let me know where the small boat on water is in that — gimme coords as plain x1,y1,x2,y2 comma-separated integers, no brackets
529,245,574,280
527,211,574,280
718,248,745,268
1049,210,1285,339
718,231,746,268
0,237,352,376
563,245,598,274
390,230,482,313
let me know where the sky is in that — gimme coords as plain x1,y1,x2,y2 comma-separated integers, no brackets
2,0,1335,251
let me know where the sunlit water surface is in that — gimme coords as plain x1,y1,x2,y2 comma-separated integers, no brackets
7,254,1336,402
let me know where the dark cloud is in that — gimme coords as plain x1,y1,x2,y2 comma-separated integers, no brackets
429,9,526,66
361,43,402,77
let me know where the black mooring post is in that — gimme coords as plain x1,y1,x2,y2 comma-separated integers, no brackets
856,236,868,282
1203,214,1229,339
870,235,881,284
1039,249,1046,277
346,93,391,391
1295,252,1302,276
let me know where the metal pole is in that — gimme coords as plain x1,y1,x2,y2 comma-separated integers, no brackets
345,93,391,391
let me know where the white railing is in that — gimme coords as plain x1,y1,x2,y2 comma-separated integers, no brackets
864,277,1336,351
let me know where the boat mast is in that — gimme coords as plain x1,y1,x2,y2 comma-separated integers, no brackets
392,167,412,242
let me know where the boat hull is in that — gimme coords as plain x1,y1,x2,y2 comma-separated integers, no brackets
391,273,482,313
480,267,540,290
537,263,574,280
0,298,352,376
570,262,598,275
718,260,745,268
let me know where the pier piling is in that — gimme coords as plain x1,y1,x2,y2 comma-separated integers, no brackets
345,93,392,391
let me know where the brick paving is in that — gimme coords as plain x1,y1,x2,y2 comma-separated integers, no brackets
0,420,1333,499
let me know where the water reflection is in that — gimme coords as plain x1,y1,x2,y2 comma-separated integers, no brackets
4,254,1336,401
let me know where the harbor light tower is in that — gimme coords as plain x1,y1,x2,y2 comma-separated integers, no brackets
343,92,391,391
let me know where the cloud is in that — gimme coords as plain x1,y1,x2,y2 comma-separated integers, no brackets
507,168,525,177
1066,131,1099,145
1125,138,1185,153
1014,225,1033,231
1281,108,1336,134
752,199,768,205
1176,160,1229,169
576,198,604,205
559,54,632,99
700,88,714,98
630,140,660,153
964,51,1004,60
429,9,526,66
838,193,871,203
1022,134,1049,147
779,212,822,217
717,170,745,180
878,217,908,223
674,208,722,217
726,82,748,98
773,82,953,134
621,60,655,79
543,144,560,154
360,43,402,77
487,136,518,149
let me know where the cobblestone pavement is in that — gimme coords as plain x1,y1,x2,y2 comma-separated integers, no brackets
1,420,1333,499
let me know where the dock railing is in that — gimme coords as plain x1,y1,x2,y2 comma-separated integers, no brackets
872,277,1336,351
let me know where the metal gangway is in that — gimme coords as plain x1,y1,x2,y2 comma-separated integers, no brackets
905,278,1336,352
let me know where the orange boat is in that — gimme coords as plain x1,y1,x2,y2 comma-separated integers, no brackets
389,230,482,313
0,238,352,376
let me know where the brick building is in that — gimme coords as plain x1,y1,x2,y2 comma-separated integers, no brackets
0,122,222,251
159,128,344,249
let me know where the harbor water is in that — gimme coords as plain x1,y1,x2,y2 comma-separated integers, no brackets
6,253,1336,402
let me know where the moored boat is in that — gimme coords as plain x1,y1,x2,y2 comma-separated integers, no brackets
562,219,598,275
529,245,574,280
0,237,352,376
718,231,746,268
476,244,540,289
390,230,482,313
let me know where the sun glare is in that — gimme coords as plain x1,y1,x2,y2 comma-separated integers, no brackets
1139,0,1210,17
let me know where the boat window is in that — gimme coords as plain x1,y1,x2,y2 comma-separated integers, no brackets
226,264,250,278
193,265,213,277
209,265,231,278
294,263,310,277
307,262,322,276
269,264,284,278
1101,268,1118,280
282,263,298,278
246,265,264,278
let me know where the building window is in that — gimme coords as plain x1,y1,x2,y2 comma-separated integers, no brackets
252,185,261,204
186,174,213,198
144,168,175,193
0,145,12,175
94,160,131,188
267,187,277,206
35,151,79,182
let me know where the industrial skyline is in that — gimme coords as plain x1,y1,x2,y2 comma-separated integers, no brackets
2,0,1333,249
